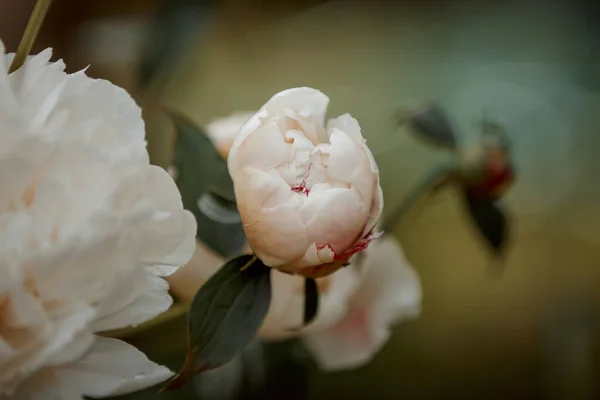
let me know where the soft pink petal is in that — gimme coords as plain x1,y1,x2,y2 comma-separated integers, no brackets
228,121,291,175
233,167,308,267
297,186,368,252
260,266,362,340
303,236,421,371
327,114,383,234
205,112,254,157
261,88,329,143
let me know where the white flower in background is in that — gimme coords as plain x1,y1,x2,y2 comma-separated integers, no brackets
303,235,421,371
205,112,254,159
0,42,197,399
168,235,420,370
167,240,361,341
227,87,384,278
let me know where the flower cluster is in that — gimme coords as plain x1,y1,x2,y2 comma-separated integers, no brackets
169,99,421,371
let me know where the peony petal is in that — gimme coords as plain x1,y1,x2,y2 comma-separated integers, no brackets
91,269,172,332
11,369,86,400
297,186,368,252
262,87,330,144
327,128,375,206
233,167,308,267
44,337,172,398
205,112,254,158
303,236,421,371
260,265,362,340
227,121,291,176
138,210,197,273
327,114,383,235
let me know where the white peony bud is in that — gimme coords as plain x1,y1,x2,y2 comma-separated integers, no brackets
227,87,383,278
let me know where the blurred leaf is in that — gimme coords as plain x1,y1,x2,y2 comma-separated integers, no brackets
167,109,235,202
408,103,458,149
304,278,319,326
464,195,509,257
138,0,215,89
167,109,247,257
381,162,458,234
160,255,272,393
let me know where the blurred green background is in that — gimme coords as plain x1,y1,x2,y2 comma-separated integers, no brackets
3,0,599,398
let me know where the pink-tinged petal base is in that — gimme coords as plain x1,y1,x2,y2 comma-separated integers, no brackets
286,230,382,279
333,230,382,260
331,306,373,348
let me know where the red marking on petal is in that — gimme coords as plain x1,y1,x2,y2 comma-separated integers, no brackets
316,243,334,253
334,231,382,260
291,163,312,197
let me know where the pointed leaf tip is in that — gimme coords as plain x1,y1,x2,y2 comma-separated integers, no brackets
158,346,197,394
165,255,272,392
409,103,458,149
464,195,509,257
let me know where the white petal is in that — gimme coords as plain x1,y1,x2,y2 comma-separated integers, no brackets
297,186,368,253
327,114,383,235
205,112,254,158
18,337,173,399
260,266,362,340
262,87,329,144
303,236,421,371
233,167,308,267
228,121,291,176
138,209,197,274
11,369,86,400
92,269,172,332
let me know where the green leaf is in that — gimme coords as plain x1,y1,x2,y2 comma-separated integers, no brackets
303,279,319,326
464,195,509,258
137,0,214,89
407,103,458,149
381,162,458,234
165,109,247,257
160,255,272,393
166,109,235,203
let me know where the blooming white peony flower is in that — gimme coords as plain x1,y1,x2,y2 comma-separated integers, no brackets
227,88,384,278
0,42,197,399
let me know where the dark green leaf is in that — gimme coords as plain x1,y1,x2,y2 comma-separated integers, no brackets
408,103,458,149
464,195,509,257
166,109,246,257
167,109,235,203
381,162,458,234
303,279,319,326
138,0,214,89
160,255,272,393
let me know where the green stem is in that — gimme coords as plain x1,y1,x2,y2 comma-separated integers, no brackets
381,162,458,234
239,255,257,271
9,0,53,73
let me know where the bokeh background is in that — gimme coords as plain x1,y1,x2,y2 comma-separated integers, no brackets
2,0,599,398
